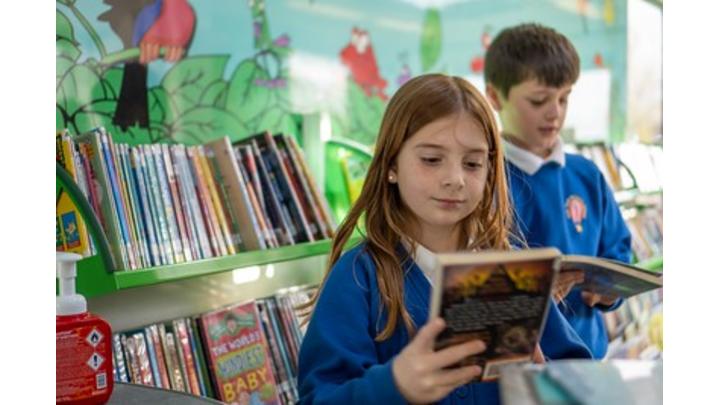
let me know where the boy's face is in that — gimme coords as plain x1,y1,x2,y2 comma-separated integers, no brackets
488,78,572,157
389,112,489,245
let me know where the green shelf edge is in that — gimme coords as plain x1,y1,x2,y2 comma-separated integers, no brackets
637,255,663,272
77,236,363,298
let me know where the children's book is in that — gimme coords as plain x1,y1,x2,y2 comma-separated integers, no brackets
199,301,281,405
430,248,560,381
558,255,662,298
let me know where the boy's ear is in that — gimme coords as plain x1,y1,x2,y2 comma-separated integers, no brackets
485,85,503,112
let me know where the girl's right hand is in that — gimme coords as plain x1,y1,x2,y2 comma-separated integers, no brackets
392,318,485,404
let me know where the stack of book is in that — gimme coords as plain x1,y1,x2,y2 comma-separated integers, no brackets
111,285,317,404
55,127,334,270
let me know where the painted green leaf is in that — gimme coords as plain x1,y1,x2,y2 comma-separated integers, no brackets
57,56,74,88
56,10,75,42
278,113,299,138
200,80,229,107
346,81,383,144
161,55,230,115
57,38,81,62
72,99,153,145
226,59,271,122
101,67,124,99
57,63,107,118
148,87,177,126
57,105,66,130
256,106,285,135
172,107,249,145
420,9,442,72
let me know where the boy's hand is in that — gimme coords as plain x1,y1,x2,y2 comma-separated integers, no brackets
553,270,584,301
392,318,484,404
532,344,546,364
581,291,619,307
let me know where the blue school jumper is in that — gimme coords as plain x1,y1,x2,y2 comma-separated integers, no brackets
297,243,592,405
507,152,632,359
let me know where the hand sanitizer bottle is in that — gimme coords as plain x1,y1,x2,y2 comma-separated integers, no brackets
56,252,114,404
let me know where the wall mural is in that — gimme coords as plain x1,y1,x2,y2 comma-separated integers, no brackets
57,0,629,146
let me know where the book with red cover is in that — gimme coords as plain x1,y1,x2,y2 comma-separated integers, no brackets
199,301,281,405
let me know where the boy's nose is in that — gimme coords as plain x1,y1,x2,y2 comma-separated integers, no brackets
545,101,562,119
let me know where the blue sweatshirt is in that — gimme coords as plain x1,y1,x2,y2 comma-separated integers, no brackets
297,243,592,405
507,153,632,359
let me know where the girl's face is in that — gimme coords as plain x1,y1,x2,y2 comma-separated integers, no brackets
390,112,490,244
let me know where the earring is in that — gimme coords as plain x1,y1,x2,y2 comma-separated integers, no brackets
388,174,396,183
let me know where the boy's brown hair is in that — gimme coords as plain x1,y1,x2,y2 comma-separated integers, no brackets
485,23,580,97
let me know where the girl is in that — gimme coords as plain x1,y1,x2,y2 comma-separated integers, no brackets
297,74,590,405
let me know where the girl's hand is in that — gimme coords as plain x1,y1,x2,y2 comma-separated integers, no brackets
553,270,584,301
392,318,485,404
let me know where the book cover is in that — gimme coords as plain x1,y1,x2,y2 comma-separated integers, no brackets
119,144,151,268
199,301,281,405
430,248,560,381
112,334,129,383
188,146,225,257
158,324,187,392
107,136,141,269
130,147,162,266
140,145,173,265
205,137,265,251
162,144,194,262
198,147,237,255
173,319,202,396
559,255,662,298
147,325,172,389
239,144,280,248
238,158,276,249
173,146,213,259
142,328,163,387
152,144,184,264
56,130,92,255
256,300,294,405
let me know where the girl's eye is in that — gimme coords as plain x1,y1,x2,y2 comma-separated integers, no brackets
420,157,441,165
464,161,484,170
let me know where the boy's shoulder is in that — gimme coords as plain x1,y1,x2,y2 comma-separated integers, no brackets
564,152,604,178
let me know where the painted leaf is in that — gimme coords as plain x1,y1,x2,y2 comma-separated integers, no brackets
420,9,442,72
56,56,74,88
200,80,229,107
161,55,230,116
57,63,107,119
56,10,75,42
172,107,249,145
148,87,177,126
226,59,271,122
57,38,81,62
101,67,124,100
256,106,285,135
57,105,66,130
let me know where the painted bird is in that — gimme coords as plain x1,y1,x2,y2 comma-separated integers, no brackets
99,0,196,131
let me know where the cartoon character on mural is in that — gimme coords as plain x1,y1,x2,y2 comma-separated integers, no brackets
470,28,492,74
99,0,197,131
396,52,412,87
339,27,389,101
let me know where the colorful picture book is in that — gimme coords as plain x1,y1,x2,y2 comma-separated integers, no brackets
558,255,662,299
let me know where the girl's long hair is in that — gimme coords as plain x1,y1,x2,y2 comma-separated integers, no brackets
301,74,514,341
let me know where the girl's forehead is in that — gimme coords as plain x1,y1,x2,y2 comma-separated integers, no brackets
407,113,489,150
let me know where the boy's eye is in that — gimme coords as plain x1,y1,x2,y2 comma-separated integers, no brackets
529,99,545,107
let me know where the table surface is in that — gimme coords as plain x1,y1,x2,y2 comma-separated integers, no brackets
108,383,225,404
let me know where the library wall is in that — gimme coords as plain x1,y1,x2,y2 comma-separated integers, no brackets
57,0,629,147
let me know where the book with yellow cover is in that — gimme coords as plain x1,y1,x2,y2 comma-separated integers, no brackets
56,130,91,256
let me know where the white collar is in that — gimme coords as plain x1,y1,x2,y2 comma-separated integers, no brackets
503,137,565,175
402,240,438,285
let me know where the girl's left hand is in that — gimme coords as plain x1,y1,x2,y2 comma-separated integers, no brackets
581,291,619,307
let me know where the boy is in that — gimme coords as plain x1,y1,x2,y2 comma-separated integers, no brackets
484,23,632,359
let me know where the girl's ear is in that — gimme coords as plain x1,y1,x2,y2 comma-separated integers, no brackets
388,167,398,183
485,85,503,112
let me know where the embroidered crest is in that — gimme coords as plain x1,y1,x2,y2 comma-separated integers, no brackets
565,195,587,233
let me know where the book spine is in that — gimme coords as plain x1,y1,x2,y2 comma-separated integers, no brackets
77,131,128,269
153,144,184,263
121,333,141,384
173,319,201,395
237,159,274,249
184,317,208,397
112,334,129,383
276,135,324,240
175,146,213,259
261,132,312,243
100,131,137,269
286,135,336,233
148,324,172,390
257,300,294,404
162,144,194,262
161,326,187,392
199,147,236,255
251,140,295,246
205,145,247,252
142,328,162,387
170,145,201,261
140,146,170,265
130,147,161,267
56,132,92,255
109,138,142,269
119,144,150,268
76,142,105,230
188,146,225,257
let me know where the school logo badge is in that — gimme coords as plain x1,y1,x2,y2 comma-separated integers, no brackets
565,195,587,233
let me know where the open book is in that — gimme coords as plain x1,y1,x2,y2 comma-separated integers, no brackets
430,248,560,381
558,255,662,299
